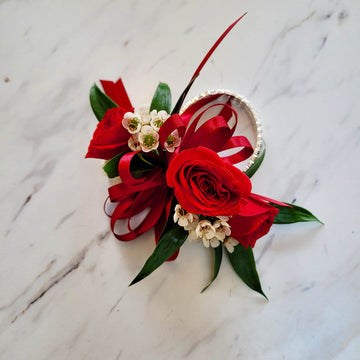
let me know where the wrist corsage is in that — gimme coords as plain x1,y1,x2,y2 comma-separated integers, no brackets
86,14,322,297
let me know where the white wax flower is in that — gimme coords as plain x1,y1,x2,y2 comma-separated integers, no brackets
210,237,221,248
122,112,142,134
217,216,230,222
224,237,239,253
196,220,215,241
128,133,141,151
213,220,231,241
202,236,222,248
138,125,159,152
184,213,199,231
173,204,198,227
164,129,181,153
150,109,170,131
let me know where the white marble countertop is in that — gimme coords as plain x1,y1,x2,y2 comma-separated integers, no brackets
1,0,359,359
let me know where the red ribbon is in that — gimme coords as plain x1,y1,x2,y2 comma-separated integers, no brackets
249,193,291,207
190,13,247,83
107,167,168,241
100,78,134,112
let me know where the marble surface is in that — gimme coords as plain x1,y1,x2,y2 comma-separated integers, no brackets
1,0,359,359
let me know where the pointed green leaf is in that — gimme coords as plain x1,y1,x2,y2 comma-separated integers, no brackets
227,244,268,299
272,203,323,224
90,83,118,121
244,142,266,178
158,197,178,239
201,245,223,293
129,224,188,286
103,152,127,178
150,82,172,113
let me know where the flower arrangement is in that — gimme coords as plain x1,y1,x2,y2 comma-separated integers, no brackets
86,14,321,297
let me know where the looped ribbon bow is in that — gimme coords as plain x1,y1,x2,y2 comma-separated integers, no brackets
160,93,253,163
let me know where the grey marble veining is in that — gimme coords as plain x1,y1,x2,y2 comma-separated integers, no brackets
1,0,360,359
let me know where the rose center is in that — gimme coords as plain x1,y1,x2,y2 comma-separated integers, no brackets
201,180,215,195
196,173,220,198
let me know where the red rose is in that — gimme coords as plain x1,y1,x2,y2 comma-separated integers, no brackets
86,107,130,160
229,196,279,248
166,147,251,216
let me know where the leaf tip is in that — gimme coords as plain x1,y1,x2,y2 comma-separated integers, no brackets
129,272,146,287
200,285,209,294
90,83,98,93
129,277,140,287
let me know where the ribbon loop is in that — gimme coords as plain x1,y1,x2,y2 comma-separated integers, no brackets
219,136,253,164
181,103,237,149
177,102,254,165
117,151,143,185
109,177,168,241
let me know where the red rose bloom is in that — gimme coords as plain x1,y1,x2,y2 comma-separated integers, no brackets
166,147,251,216
229,196,279,248
86,107,131,160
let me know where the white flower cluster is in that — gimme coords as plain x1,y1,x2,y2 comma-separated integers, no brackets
122,105,181,153
173,204,239,253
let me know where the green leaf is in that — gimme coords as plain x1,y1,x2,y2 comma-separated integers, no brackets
227,244,268,299
90,83,118,121
272,203,323,224
158,197,178,239
150,82,172,113
129,224,188,286
103,152,127,178
244,141,266,179
201,245,223,293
